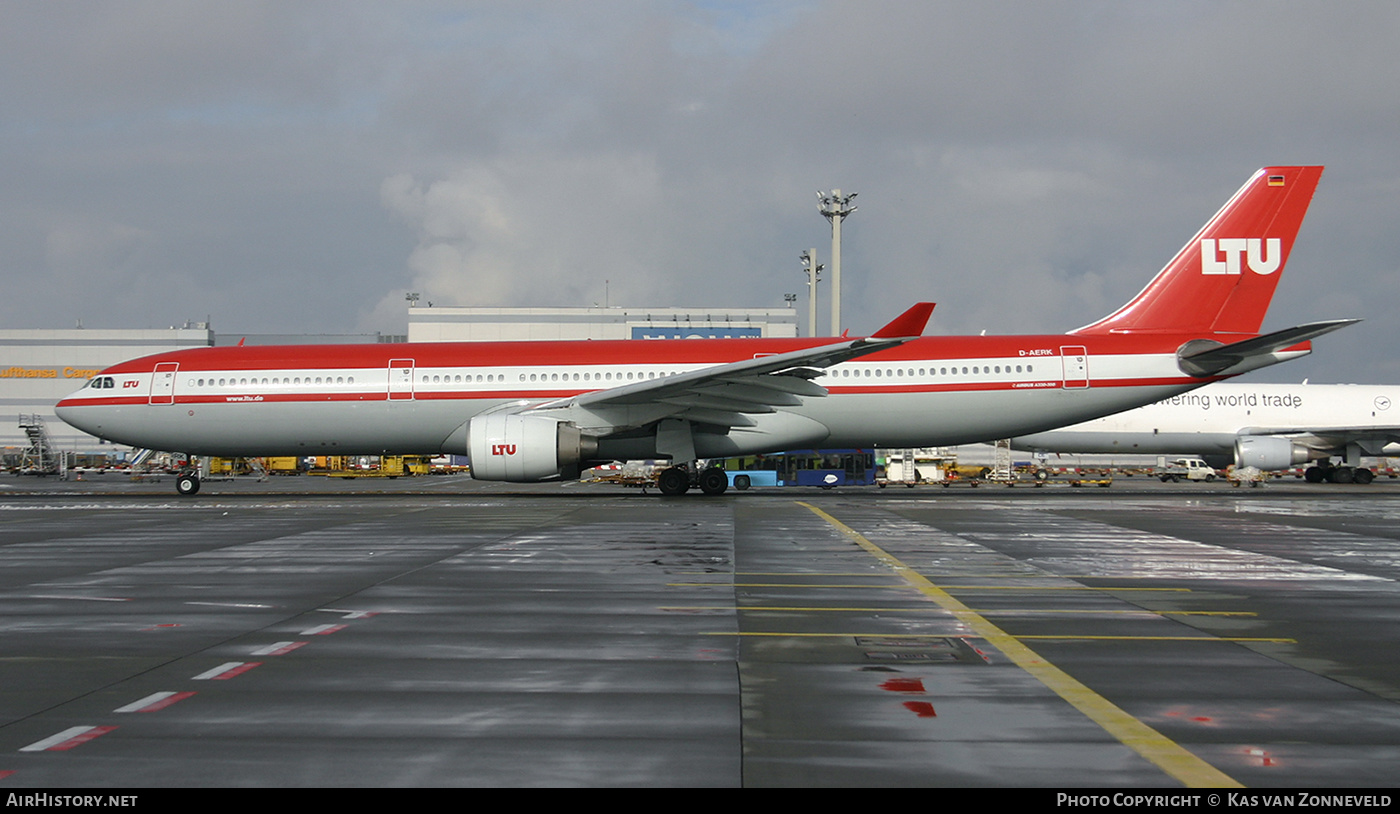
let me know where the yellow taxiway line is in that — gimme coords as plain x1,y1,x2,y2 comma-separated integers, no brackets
796,501,1242,789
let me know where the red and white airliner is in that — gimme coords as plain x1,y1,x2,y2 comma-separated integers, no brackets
57,166,1355,496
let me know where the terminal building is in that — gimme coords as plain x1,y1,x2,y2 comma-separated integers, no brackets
406,305,798,343
1,326,214,458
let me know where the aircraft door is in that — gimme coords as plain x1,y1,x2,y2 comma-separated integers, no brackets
149,362,178,405
388,359,415,401
1060,346,1089,389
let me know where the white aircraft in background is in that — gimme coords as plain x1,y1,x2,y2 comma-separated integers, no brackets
57,166,1354,496
1011,382,1400,483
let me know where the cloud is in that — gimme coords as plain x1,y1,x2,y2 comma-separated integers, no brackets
377,150,674,313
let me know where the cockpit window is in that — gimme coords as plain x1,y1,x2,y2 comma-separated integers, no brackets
87,376,116,389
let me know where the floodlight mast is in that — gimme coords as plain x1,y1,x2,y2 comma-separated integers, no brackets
816,190,857,336
799,249,822,338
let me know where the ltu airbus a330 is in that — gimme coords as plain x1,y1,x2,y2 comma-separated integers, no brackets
57,166,1354,496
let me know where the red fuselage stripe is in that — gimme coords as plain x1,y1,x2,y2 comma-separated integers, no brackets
60,375,1211,409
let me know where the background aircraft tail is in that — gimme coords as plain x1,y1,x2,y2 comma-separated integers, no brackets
1072,166,1323,337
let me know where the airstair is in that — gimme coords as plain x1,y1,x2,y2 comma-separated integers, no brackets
987,438,1017,483
18,414,62,476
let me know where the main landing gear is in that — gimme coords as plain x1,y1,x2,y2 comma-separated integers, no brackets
1304,463,1374,485
656,464,730,496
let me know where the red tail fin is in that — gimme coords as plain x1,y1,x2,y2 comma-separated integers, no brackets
1072,166,1322,337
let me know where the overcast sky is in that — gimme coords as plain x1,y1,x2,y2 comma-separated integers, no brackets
4,1,1398,382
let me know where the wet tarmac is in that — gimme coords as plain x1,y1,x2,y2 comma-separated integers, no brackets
1,474,1398,787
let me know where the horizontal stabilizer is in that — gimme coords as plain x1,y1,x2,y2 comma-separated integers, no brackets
1178,319,1360,377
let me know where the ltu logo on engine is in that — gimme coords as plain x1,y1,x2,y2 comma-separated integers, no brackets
1200,238,1281,275
491,444,517,456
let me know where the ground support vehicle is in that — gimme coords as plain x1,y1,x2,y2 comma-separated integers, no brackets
1155,457,1218,482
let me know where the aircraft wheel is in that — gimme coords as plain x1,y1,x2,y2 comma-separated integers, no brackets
176,474,201,496
1354,468,1375,485
733,474,751,491
657,467,690,496
699,467,728,496
1329,466,1355,484
1304,467,1327,483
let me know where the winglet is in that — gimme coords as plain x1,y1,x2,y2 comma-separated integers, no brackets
871,302,935,339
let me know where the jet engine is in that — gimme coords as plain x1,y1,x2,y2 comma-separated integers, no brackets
1234,436,1312,471
467,414,598,482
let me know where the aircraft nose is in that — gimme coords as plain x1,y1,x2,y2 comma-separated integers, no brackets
54,399,76,423
54,398,92,433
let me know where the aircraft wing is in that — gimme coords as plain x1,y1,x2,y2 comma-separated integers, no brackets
1239,426,1400,456
527,303,934,435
